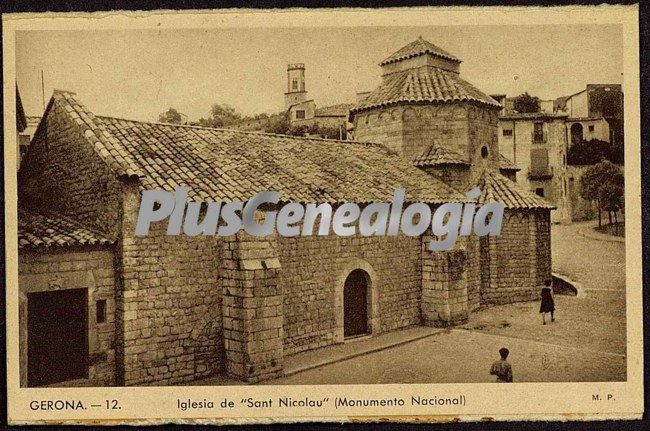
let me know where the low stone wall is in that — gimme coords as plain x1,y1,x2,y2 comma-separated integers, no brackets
18,246,116,387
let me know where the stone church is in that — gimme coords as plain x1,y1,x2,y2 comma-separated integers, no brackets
17,38,552,387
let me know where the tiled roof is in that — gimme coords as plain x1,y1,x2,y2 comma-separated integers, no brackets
499,155,520,171
33,90,461,205
475,170,555,210
50,90,142,179
350,66,500,116
96,114,464,204
18,207,114,248
380,37,461,65
413,145,521,173
413,144,469,167
315,103,355,117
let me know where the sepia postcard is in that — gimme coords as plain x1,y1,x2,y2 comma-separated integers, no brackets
3,5,643,425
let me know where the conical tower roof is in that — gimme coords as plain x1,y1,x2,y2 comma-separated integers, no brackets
350,37,500,116
380,36,461,66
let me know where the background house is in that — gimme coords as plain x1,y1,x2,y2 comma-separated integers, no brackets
495,84,624,223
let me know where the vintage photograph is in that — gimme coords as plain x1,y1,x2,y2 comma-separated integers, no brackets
12,22,629,390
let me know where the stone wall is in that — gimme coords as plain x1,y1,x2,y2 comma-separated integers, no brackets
18,246,116,387
534,211,552,284
355,103,500,191
465,235,482,311
466,105,501,174
18,98,122,237
479,210,547,305
353,106,406,155
117,186,224,386
421,235,470,326
278,233,421,356
401,104,472,163
220,232,284,382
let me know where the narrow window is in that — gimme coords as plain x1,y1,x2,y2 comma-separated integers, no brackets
481,145,489,159
533,122,544,143
96,299,106,323
292,79,299,91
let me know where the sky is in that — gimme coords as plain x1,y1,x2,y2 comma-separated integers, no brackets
15,25,623,122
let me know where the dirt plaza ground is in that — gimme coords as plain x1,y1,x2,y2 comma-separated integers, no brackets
193,221,626,385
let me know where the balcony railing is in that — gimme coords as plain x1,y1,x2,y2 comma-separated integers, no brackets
528,166,554,180
531,130,547,144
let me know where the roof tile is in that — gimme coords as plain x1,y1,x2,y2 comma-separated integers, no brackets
350,66,500,115
499,154,520,171
380,37,461,65
95,113,465,204
413,144,470,166
476,170,555,209
18,207,114,249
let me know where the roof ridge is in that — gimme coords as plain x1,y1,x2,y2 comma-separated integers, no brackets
96,114,390,148
380,37,461,66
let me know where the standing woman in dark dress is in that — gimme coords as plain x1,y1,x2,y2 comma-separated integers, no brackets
540,279,555,325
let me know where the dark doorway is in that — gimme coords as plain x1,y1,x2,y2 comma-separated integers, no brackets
343,269,369,338
28,288,88,386
570,123,583,146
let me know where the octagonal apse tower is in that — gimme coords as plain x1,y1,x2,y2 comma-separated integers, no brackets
351,38,555,314
350,37,503,190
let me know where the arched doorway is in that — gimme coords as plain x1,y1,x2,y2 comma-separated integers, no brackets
343,269,370,338
570,123,583,146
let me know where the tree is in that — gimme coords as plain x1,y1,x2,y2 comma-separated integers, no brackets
512,92,540,113
580,160,624,227
567,139,623,166
198,103,242,128
264,114,290,135
598,183,624,225
158,108,182,124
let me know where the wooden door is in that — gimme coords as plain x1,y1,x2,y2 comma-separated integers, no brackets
343,269,369,338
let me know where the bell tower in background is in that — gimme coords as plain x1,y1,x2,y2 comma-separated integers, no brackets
284,63,308,109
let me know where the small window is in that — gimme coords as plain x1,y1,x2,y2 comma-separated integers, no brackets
588,125,595,132
295,110,306,120
481,145,489,159
292,79,299,91
535,187,545,197
96,299,106,323
533,122,544,143
502,129,513,137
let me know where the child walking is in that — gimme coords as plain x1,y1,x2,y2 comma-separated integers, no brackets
540,278,555,325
